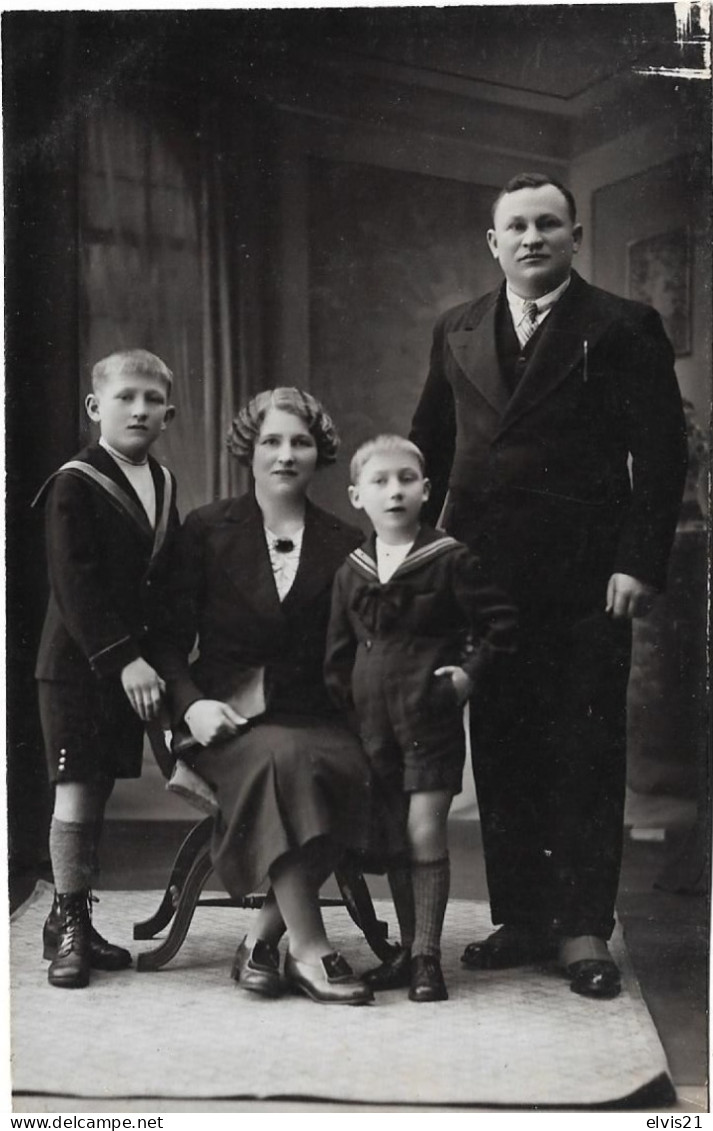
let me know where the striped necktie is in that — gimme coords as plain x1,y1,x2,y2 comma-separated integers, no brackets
517,300,539,348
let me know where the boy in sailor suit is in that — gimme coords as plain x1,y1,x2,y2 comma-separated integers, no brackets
325,435,516,1002
34,349,182,989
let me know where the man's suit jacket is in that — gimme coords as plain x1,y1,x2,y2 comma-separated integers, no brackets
410,271,688,612
34,442,180,685
153,492,363,725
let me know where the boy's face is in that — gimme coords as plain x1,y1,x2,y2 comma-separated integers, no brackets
85,367,174,460
349,450,430,542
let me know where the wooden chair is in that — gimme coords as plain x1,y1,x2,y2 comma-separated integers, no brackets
134,729,399,972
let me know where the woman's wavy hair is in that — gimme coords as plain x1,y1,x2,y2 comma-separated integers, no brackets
226,387,340,468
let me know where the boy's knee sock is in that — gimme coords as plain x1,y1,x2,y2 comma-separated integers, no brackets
49,817,95,894
90,779,113,885
388,867,415,950
90,815,105,886
412,855,450,959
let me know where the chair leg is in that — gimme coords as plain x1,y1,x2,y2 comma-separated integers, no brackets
133,818,214,940
133,823,397,970
335,868,399,963
136,844,215,971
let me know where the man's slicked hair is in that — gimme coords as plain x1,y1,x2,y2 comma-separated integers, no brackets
491,172,577,224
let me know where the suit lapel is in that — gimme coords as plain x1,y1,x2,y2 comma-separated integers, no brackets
282,501,349,612
447,290,510,416
499,273,614,432
214,494,285,625
214,495,354,622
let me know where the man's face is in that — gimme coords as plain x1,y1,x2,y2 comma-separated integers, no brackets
487,184,582,299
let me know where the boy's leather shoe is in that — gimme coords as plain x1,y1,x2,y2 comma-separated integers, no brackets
363,946,412,991
409,954,448,1002
231,936,282,998
47,892,92,989
43,892,132,971
284,951,373,1005
461,924,557,969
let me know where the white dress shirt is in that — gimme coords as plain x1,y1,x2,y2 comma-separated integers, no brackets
506,275,571,349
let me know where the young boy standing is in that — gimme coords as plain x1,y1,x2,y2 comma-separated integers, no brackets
325,435,516,1002
34,349,180,988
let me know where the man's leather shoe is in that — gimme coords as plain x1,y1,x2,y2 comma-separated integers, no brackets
47,892,92,989
567,959,621,999
231,936,282,998
363,946,412,991
44,892,131,972
461,925,557,970
409,954,448,1002
559,936,621,999
284,951,373,1005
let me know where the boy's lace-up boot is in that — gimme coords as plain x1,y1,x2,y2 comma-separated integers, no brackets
43,891,132,971
46,891,92,988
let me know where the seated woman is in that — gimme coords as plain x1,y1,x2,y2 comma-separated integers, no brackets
156,388,377,1005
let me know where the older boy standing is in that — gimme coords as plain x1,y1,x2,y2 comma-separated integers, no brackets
34,349,180,988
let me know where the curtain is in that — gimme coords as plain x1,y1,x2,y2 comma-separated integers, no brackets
80,105,248,513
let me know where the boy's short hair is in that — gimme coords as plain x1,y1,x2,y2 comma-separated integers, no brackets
350,434,426,485
227,387,340,468
92,349,174,398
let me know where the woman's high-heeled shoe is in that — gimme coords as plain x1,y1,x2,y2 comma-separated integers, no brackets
231,936,282,997
284,951,373,1005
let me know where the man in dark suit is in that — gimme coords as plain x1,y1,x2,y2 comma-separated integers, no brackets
410,172,688,998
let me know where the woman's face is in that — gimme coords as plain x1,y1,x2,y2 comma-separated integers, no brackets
252,406,319,499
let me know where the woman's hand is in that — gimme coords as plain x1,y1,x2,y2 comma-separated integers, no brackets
433,665,474,706
183,699,248,746
121,658,166,721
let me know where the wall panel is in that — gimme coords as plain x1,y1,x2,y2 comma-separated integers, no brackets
306,157,501,521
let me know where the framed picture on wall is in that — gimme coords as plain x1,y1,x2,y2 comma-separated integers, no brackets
626,228,692,356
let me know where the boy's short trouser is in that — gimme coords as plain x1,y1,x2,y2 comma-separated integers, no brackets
361,718,466,795
38,679,144,783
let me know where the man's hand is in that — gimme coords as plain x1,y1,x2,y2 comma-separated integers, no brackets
121,658,166,721
183,700,247,747
433,665,474,705
606,573,658,620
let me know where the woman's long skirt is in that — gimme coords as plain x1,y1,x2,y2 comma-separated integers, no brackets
193,713,380,897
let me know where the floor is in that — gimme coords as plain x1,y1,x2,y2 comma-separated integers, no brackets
10,810,709,1112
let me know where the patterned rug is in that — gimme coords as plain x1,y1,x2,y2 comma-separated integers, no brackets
11,884,674,1107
